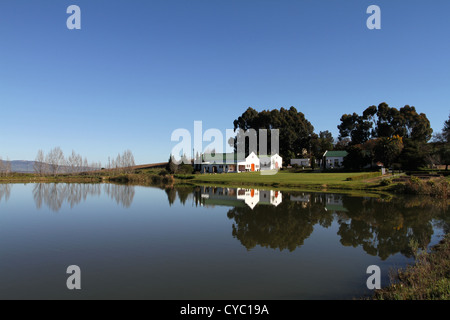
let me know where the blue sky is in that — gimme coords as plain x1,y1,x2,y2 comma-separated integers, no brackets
0,0,449,164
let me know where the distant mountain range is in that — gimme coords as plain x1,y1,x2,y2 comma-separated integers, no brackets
3,161,168,174
4,160,37,173
4,161,89,174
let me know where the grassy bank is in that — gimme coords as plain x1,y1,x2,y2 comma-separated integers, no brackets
0,173,103,183
371,235,450,300
176,171,393,193
1,170,448,197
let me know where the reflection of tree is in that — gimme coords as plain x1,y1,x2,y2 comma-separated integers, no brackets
32,183,134,211
336,196,447,260
227,193,332,252
224,190,448,258
165,187,177,206
103,184,135,208
177,187,192,205
0,184,12,203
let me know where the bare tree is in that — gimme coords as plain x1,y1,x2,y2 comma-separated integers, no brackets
122,150,135,173
67,150,77,174
34,149,47,176
0,157,4,177
46,147,65,177
0,156,12,177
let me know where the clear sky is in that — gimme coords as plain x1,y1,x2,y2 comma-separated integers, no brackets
1,0,449,165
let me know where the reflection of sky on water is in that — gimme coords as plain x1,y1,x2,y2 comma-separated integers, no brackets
0,183,448,299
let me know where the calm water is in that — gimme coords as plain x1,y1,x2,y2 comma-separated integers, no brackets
0,183,448,300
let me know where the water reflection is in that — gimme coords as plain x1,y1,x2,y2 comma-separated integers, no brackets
226,191,449,259
0,184,12,202
32,183,135,211
192,186,282,209
1,183,448,261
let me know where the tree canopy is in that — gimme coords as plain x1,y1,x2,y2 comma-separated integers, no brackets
338,103,433,144
232,107,315,160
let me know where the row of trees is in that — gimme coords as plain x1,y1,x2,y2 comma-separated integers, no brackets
230,104,448,170
34,147,135,176
337,104,448,170
0,156,12,177
105,150,136,174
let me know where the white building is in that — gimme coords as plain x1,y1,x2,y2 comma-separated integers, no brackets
260,154,283,171
290,158,311,167
322,150,348,169
200,152,282,174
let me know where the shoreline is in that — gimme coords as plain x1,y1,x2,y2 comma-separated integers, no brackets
0,170,450,198
0,171,448,198
369,234,450,300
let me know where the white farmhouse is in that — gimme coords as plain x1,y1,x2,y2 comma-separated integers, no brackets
260,154,283,171
200,151,261,174
322,150,348,169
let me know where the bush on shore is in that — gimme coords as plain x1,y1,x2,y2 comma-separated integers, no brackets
372,235,450,300
392,177,449,198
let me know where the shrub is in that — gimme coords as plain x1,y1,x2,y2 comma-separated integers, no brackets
159,169,168,176
402,177,449,198
177,164,194,174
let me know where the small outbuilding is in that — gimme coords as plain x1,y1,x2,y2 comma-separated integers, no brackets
322,150,348,169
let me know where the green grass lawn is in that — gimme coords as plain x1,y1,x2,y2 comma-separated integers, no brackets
187,171,381,191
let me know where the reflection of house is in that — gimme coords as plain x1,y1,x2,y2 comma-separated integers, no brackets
290,193,311,203
290,193,311,208
324,194,348,212
259,190,282,207
290,159,311,167
322,150,348,169
237,188,260,209
198,152,282,174
198,186,282,209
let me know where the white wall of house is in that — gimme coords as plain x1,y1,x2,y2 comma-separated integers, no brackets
201,152,261,173
324,157,345,169
201,163,238,173
237,152,260,172
261,154,282,170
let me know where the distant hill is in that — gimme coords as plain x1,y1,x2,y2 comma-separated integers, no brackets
7,160,37,173
3,161,169,174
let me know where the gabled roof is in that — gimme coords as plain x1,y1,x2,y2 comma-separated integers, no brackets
323,150,348,158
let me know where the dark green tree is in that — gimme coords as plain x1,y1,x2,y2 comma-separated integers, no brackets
166,155,178,174
373,136,404,168
343,145,370,170
443,114,450,142
232,106,315,160
311,130,334,158
338,103,433,144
